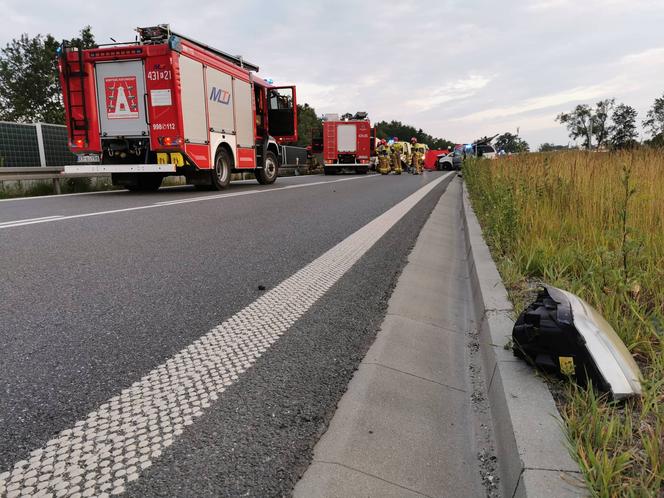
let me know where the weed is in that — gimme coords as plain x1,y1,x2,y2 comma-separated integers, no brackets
464,150,664,497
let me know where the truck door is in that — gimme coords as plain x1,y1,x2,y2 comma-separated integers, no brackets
95,60,149,138
337,123,357,153
267,86,297,142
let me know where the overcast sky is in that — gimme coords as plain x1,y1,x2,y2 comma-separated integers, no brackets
2,0,663,147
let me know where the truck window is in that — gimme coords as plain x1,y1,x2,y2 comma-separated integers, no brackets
270,90,292,110
267,87,296,139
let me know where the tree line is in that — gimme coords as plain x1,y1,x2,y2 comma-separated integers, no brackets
0,27,96,124
555,96,664,150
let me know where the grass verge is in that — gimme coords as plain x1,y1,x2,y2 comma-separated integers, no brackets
0,177,116,199
464,150,663,497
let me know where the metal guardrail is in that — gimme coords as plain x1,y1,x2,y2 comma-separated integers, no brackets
0,167,110,194
0,165,321,196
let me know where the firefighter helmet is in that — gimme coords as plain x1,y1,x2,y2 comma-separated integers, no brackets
393,137,399,142
380,139,387,145
411,137,418,143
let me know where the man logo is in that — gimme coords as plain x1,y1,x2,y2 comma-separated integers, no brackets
210,87,231,105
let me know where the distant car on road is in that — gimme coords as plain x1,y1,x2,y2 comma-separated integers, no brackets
474,143,497,159
437,150,463,170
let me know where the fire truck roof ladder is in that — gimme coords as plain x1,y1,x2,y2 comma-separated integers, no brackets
61,42,89,144
136,25,259,73
171,30,260,73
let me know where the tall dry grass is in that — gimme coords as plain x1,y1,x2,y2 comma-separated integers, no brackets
464,150,664,497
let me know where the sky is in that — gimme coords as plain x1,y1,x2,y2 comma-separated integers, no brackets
2,0,663,148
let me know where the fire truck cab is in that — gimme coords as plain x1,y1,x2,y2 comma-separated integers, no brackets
58,25,298,191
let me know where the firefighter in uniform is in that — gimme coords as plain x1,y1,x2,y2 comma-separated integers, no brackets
376,139,391,175
410,137,424,175
390,137,403,175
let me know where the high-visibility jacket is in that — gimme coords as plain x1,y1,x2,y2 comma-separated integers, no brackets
412,144,426,154
377,144,390,156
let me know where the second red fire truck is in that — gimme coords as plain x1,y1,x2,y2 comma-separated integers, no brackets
58,25,304,191
318,113,373,175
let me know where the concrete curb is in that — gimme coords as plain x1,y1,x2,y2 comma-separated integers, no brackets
461,183,586,498
294,174,485,498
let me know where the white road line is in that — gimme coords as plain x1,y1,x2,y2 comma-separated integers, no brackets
0,176,374,230
0,174,336,203
0,172,453,498
0,189,126,203
153,176,368,206
0,215,63,227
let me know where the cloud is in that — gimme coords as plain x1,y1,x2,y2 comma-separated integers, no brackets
619,46,664,65
295,82,341,109
528,0,657,11
455,83,616,122
406,75,494,112
527,0,570,10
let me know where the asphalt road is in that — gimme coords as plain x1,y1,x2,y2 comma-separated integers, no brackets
0,172,455,497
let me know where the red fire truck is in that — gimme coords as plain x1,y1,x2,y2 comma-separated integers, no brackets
58,25,302,191
320,113,372,175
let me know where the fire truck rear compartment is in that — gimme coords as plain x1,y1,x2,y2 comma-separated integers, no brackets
95,61,149,138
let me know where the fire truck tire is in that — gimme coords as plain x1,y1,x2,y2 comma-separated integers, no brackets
212,148,232,190
256,151,279,185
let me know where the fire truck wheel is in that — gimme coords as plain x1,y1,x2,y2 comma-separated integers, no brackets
212,148,232,190
257,151,279,185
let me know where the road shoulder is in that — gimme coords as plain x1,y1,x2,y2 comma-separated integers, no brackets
294,177,484,498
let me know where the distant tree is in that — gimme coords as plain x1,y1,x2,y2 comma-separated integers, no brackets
376,120,416,142
375,120,453,148
556,104,592,149
70,26,96,50
538,143,568,152
610,103,638,149
0,33,62,123
495,132,529,153
644,135,664,148
593,99,614,149
556,99,614,150
295,103,322,147
0,27,96,124
430,137,455,149
473,135,495,145
643,93,664,145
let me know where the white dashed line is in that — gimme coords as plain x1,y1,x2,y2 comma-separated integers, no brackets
0,176,374,230
0,215,63,228
0,172,452,497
